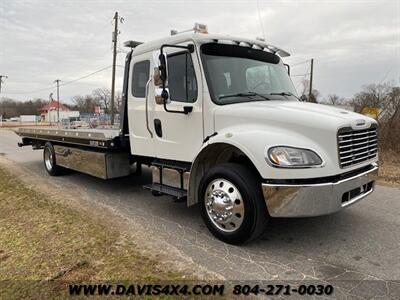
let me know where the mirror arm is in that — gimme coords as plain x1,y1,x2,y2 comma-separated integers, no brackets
163,101,192,115
183,106,193,114
284,63,290,75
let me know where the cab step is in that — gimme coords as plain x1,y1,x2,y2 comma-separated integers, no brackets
151,159,191,172
143,183,187,199
143,159,190,199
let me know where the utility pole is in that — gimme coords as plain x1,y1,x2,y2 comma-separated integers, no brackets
54,79,61,123
110,11,119,126
0,75,8,94
308,58,314,102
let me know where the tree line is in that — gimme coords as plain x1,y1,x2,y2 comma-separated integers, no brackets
71,88,122,115
0,98,48,118
0,88,122,119
2,83,398,121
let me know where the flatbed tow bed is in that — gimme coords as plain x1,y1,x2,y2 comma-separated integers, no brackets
16,127,127,150
17,127,132,179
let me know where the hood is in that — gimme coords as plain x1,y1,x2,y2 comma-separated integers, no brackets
213,101,376,133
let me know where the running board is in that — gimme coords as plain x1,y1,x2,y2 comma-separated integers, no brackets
143,183,187,199
144,159,190,199
151,159,191,172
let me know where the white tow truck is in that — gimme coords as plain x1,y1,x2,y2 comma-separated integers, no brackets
17,24,378,244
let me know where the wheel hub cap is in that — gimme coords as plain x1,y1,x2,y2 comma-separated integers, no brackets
209,190,233,221
205,179,244,232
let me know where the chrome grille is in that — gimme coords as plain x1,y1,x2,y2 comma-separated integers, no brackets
338,125,378,168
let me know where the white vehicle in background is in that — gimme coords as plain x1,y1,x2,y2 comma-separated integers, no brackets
20,115,38,123
70,120,90,129
16,24,378,244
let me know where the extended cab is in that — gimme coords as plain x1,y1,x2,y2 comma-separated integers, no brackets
17,25,378,244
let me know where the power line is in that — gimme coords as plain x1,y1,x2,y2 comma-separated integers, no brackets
380,66,393,84
295,65,311,92
59,66,112,87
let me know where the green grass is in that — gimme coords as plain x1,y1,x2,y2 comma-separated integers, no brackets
0,166,187,298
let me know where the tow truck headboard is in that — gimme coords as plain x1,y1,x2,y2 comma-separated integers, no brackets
120,50,133,136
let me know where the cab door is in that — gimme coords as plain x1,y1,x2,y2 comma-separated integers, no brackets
128,55,155,157
152,47,203,162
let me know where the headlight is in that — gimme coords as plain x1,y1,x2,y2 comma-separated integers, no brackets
267,146,323,168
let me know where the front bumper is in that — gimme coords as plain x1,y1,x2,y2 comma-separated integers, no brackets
262,164,378,217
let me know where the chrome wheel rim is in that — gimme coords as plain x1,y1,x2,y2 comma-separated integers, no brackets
44,148,53,171
205,178,244,232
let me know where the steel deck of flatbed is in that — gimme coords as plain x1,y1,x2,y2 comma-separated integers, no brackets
17,127,126,149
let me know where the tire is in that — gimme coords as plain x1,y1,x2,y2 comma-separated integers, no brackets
43,142,64,176
199,163,269,244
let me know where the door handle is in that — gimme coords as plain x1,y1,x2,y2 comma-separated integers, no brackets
154,119,162,137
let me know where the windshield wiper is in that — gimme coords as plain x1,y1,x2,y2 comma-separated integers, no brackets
270,92,301,101
219,92,270,101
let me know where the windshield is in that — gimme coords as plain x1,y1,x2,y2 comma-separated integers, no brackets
201,43,298,105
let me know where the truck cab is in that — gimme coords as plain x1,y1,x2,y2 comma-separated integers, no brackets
122,27,378,243
18,25,379,244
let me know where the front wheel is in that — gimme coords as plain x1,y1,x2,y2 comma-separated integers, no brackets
199,163,269,244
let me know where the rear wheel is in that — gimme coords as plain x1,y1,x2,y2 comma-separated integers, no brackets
43,142,64,176
199,163,269,244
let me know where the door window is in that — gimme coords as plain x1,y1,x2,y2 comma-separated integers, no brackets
132,60,150,97
167,52,198,103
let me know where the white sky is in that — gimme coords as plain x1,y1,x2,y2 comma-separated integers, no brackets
0,0,399,103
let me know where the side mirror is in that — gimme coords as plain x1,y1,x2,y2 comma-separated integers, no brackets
155,88,170,105
158,53,169,103
158,53,168,82
153,67,163,87
158,43,194,115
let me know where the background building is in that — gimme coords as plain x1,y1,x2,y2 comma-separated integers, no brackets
39,101,79,122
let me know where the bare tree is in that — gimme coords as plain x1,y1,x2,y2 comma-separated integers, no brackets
300,79,320,103
71,95,86,112
0,97,17,118
92,88,111,113
351,83,392,113
350,82,400,153
115,90,122,113
0,97,47,118
301,79,309,97
71,94,100,113
309,89,320,103
327,94,344,105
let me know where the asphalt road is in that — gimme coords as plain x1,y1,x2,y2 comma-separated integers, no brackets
1,129,399,297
